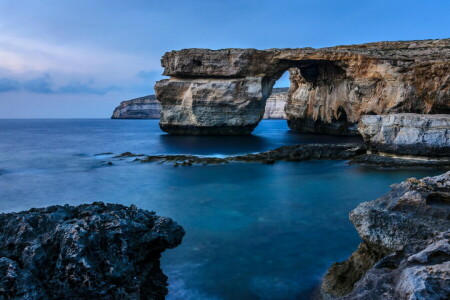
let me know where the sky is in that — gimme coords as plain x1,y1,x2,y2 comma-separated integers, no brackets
0,0,449,118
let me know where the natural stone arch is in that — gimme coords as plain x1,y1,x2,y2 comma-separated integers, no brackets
155,39,450,135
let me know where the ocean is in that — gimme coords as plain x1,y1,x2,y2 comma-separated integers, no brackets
0,119,443,299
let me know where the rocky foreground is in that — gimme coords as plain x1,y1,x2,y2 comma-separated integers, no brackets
0,203,184,299
321,172,450,300
156,39,450,135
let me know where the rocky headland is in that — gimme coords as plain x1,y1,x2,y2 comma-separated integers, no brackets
111,88,288,120
0,202,184,299
155,39,450,135
321,171,450,300
112,95,161,119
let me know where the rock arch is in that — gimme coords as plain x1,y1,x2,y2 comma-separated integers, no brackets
155,39,450,135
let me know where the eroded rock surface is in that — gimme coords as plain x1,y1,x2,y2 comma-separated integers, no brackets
0,202,184,299
358,113,450,157
321,172,450,300
156,39,450,135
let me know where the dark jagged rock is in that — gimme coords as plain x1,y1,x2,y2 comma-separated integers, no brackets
321,172,450,300
232,144,365,162
155,39,450,135
108,143,450,168
0,202,184,299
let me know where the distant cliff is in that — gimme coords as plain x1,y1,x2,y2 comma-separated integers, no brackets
111,95,161,119
264,87,288,119
111,89,288,119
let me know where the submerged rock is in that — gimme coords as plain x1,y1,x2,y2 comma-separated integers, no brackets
321,172,450,300
156,39,450,135
358,113,450,157
0,202,184,299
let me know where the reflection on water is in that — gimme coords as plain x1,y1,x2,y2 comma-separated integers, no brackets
0,119,443,299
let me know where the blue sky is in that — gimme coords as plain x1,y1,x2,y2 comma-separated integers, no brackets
0,0,449,118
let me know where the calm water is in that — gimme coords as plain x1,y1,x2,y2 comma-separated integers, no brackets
0,119,443,299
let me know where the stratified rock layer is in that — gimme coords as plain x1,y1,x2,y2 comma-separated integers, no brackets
358,113,450,157
0,202,184,299
111,89,288,120
155,39,450,135
321,172,450,300
263,87,288,119
112,95,161,119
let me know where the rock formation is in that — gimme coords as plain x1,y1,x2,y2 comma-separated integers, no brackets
155,39,450,135
111,95,161,119
358,113,450,157
321,172,450,300
0,202,184,299
111,89,288,120
263,87,288,119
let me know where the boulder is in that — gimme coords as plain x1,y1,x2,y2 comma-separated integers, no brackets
0,202,184,299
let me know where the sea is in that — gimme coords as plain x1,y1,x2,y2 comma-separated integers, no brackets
0,119,443,299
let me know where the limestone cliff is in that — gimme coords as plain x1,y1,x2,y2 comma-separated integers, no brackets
264,87,288,119
155,39,450,135
111,89,287,120
111,95,161,119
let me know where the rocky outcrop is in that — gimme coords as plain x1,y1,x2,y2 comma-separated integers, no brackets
321,172,450,300
358,113,450,157
111,95,161,119
263,87,288,119
111,89,288,120
0,202,184,299
111,143,366,166
155,39,450,135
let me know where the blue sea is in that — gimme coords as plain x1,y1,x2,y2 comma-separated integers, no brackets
0,119,443,299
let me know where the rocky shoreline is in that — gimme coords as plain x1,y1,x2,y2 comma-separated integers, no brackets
320,172,450,300
0,203,184,299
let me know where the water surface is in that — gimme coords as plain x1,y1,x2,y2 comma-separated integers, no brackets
0,119,443,299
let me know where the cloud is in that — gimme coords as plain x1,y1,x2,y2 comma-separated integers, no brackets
23,74,53,93
0,78,20,92
58,80,119,95
0,74,118,95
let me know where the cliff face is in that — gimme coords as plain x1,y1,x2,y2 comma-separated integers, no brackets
0,203,184,299
111,95,161,119
264,87,288,119
111,89,287,120
155,39,450,135
321,172,450,300
358,113,450,157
